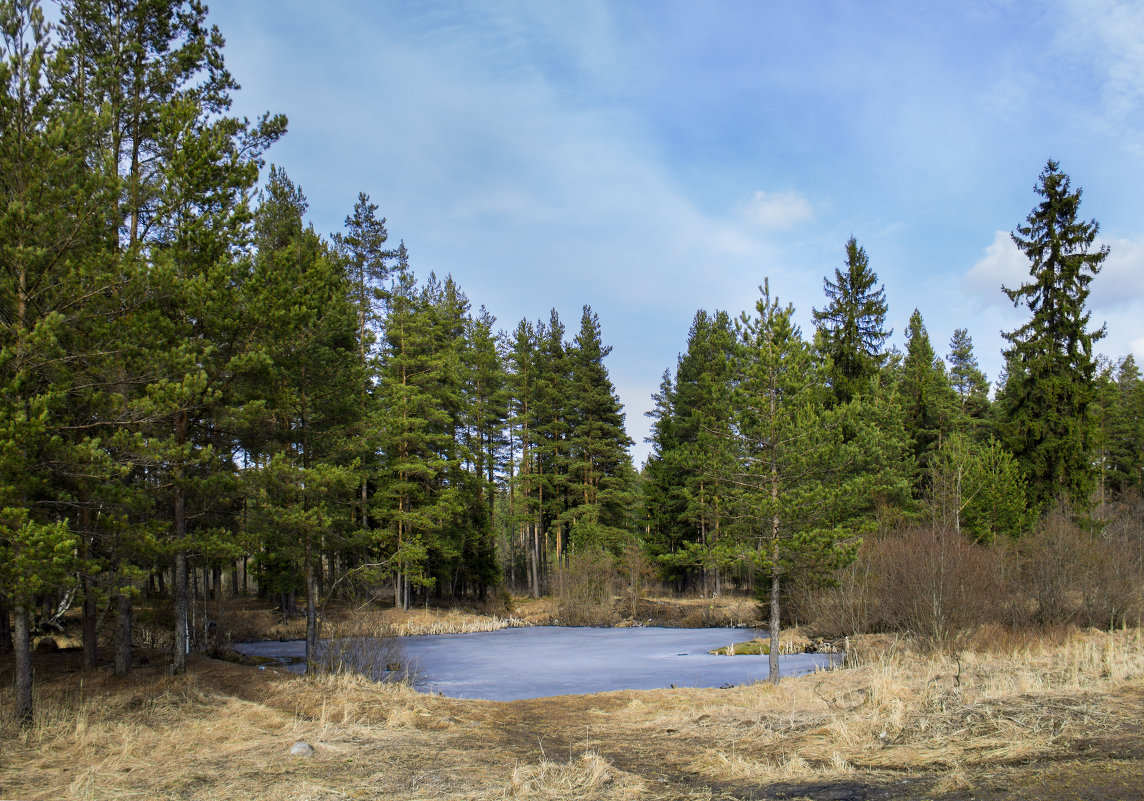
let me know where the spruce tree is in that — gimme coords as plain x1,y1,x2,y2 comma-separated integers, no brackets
899,309,957,492
946,328,991,436
1106,355,1144,497
812,237,892,404
1000,161,1107,511
565,306,635,550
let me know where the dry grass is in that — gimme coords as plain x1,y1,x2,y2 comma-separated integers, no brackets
639,626,1144,786
223,604,532,646
3,622,1144,799
508,752,646,800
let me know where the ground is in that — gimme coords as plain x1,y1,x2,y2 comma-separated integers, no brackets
2,599,1143,800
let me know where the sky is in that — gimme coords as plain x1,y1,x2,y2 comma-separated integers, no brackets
202,0,1144,466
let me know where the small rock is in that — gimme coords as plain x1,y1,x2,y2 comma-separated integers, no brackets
290,741,314,757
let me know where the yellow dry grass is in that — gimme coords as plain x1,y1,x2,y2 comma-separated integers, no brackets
2,625,1143,800
643,626,1144,786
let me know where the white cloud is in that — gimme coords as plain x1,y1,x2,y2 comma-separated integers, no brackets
1090,237,1144,309
739,190,814,230
963,230,1028,306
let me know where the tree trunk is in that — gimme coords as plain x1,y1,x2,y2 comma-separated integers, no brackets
172,549,188,674
0,594,12,655
114,590,132,677
14,604,32,725
768,544,781,685
82,574,98,670
529,523,540,599
305,538,319,669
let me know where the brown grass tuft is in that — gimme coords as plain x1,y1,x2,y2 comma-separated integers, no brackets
509,752,646,799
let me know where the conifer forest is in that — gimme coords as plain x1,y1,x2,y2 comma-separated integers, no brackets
4,0,1144,724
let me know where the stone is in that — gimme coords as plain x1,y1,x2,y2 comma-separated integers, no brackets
290,741,314,757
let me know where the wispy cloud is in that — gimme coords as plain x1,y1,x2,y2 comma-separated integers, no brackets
739,190,814,230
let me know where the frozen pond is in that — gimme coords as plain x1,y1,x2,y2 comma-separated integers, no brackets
234,626,836,701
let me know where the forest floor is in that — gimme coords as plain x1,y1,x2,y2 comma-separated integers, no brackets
3,597,1144,800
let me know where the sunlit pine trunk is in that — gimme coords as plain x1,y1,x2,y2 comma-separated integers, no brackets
767,357,781,685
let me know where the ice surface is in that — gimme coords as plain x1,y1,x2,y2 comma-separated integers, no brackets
234,626,836,701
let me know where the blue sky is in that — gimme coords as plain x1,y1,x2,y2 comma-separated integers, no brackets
205,0,1144,465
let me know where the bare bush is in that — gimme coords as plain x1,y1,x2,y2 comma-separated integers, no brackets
312,636,421,686
1013,505,1144,628
552,547,618,626
616,542,656,619
871,525,1007,648
790,539,880,637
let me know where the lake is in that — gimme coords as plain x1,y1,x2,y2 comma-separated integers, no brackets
234,626,836,701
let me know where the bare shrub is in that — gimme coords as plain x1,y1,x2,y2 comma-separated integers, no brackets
553,547,618,626
312,636,421,686
871,525,1007,648
1013,504,1144,628
616,542,656,619
791,540,880,637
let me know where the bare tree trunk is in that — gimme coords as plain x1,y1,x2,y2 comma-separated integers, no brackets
172,549,188,674
82,574,97,670
14,604,32,725
114,590,132,677
305,538,319,669
530,523,540,599
0,595,12,655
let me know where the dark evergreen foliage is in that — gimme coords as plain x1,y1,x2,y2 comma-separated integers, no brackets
999,160,1107,511
813,237,892,404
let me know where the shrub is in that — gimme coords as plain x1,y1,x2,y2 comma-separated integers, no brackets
789,539,880,637
312,636,420,686
553,547,618,626
870,525,1007,648
1012,504,1144,628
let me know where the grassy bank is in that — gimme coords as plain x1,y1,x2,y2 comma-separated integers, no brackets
3,610,1144,799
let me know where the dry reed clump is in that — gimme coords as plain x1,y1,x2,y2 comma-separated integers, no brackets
508,752,646,800
655,627,1144,785
682,597,760,628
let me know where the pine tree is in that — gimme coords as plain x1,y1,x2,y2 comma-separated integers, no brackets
246,167,363,665
532,310,572,563
663,310,738,593
1000,161,1107,511
812,237,892,404
505,318,542,596
565,306,635,551
732,281,857,683
333,192,393,549
927,433,1030,542
460,307,508,596
0,0,117,718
